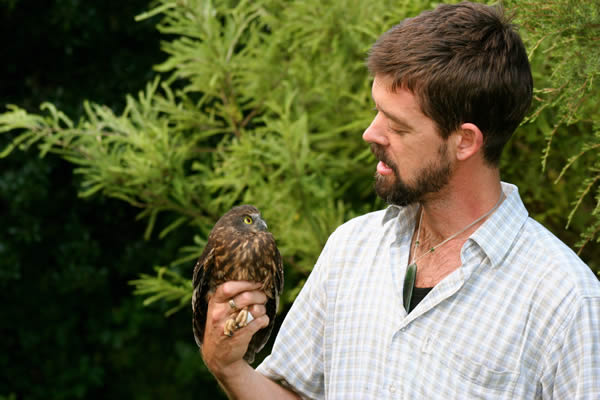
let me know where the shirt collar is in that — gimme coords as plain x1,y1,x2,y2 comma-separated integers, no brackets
381,182,529,268
382,202,420,247
382,203,420,227
382,205,401,225
469,182,529,268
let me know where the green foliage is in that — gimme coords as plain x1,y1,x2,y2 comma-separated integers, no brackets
0,0,449,314
0,144,220,399
505,0,600,254
1,10,599,400
131,266,194,316
0,0,226,398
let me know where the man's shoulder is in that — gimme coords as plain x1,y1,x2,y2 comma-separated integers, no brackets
336,208,387,230
316,207,405,260
330,206,406,241
517,217,599,297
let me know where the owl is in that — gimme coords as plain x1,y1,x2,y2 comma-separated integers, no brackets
192,205,284,363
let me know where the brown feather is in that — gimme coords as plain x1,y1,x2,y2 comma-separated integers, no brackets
192,205,284,363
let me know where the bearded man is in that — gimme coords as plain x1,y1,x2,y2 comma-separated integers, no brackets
200,2,600,399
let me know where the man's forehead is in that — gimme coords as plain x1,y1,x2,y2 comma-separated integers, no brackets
371,75,415,101
372,74,395,92
372,76,421,113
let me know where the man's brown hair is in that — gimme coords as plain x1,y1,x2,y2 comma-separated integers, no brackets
367,1,533,166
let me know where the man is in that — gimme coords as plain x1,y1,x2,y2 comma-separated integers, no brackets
201,2,600,398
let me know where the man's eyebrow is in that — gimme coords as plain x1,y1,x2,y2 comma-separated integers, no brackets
376,104,414,130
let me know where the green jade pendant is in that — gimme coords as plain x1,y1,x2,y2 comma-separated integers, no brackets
403,262,417,312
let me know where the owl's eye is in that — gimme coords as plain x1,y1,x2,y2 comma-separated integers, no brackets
243,216,253,225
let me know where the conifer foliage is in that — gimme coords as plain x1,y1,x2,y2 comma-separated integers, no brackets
507,0,600,251
1,0,598,320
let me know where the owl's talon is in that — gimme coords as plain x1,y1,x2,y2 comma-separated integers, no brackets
224,318,237,336
235,308,248,328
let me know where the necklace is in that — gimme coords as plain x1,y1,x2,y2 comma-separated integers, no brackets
403,191,505,312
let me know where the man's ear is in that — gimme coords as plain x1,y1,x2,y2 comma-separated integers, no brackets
454,123,484,161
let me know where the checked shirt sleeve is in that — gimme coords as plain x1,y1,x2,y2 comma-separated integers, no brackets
540,296,600,399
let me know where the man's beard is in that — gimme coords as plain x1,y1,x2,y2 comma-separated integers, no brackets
371,142,452,206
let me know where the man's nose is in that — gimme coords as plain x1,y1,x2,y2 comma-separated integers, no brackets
362,114,389,146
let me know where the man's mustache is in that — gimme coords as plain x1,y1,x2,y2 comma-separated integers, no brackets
370,143,396,172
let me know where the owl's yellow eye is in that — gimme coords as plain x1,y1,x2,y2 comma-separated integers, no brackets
243,216,253,225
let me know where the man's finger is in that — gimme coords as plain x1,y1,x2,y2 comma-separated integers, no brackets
232,290,267,308
213,281,262,302
248,303,267,318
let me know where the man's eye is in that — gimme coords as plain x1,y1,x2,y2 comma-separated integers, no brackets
390,126,406,135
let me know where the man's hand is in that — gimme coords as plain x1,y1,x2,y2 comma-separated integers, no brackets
201,281,270,379
199,280,301,399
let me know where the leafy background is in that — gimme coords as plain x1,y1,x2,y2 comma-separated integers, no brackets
0,0,220,398
1,0,598,399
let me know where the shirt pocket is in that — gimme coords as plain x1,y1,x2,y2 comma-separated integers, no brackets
441,351,518,391
432,338,520,397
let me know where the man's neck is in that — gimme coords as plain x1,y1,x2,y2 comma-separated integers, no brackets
418,165,502,244
411,171,503,287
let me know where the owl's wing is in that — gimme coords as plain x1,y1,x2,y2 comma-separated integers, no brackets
192,245,216,349
274,245,284,306
244,243,284,364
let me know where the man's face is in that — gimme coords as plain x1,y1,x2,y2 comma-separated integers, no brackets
363,75,453,206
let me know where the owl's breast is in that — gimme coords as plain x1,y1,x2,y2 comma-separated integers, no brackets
213,232,278,291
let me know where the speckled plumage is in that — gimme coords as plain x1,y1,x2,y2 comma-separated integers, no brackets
192,205,284,363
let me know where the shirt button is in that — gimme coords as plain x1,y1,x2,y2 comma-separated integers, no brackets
422,336,433,353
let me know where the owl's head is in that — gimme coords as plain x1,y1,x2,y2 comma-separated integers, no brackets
218,204,269,234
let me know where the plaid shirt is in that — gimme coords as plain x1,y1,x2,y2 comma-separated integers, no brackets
257,182,600,399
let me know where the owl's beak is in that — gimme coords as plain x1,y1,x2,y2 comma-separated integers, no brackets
256,216,268,231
